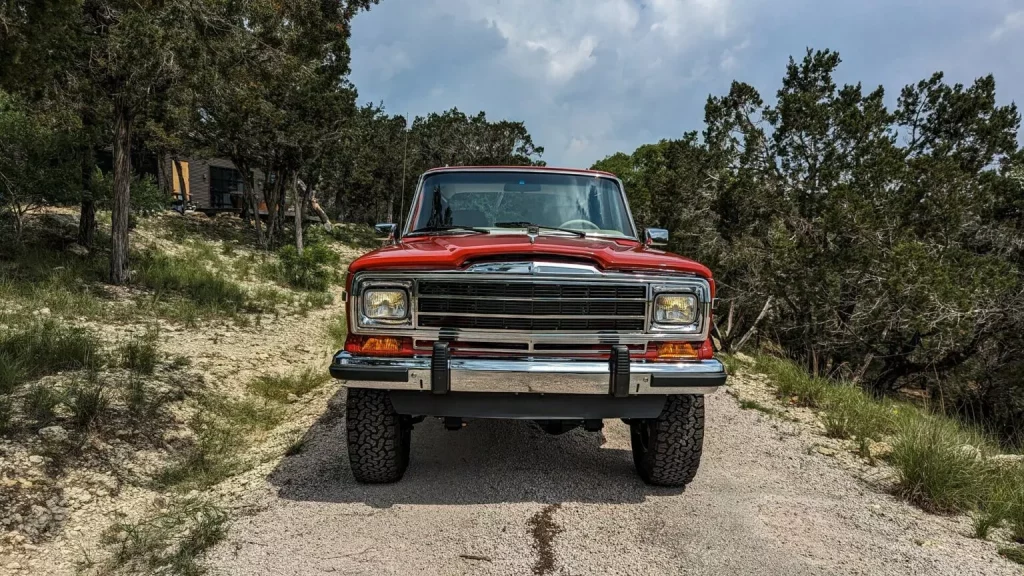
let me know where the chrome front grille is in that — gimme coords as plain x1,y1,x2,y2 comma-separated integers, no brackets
415,280,647,331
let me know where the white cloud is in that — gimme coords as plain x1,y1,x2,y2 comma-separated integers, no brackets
991,10,1024,40
719,38,751,71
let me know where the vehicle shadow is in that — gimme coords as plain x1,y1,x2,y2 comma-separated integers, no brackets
269,389,685,507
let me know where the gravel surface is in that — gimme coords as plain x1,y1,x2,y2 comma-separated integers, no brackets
208,390,1020,576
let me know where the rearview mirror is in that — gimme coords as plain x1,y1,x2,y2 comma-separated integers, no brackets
375,223,398,241
644,228,668,247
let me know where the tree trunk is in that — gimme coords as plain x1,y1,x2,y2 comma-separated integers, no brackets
78,144,96,248
299,179,332,231
109,101,132,285
293,177,304,255
234,158,265,247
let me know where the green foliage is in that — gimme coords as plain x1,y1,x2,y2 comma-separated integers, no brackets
889,415,993,513
100,498,229,576
322,105,545,225
134,250,271,320
755,355,829,408
596,49,1024,442
326,316,347,350
330,223,380,249
0,396,13,434
92,169,169,217
0,353,25,395
247,368,327,403
999,546,1024,567
25,384,61,426
116,332,160,375
66,381,109,429
275,243,339,291
155,416,245,491
0,91,79,240
0,320,103,388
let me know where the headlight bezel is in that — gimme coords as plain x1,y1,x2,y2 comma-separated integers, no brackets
649,285,705,334
355,279,413,328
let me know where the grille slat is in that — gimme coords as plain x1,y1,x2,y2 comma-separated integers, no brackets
415,280,647,332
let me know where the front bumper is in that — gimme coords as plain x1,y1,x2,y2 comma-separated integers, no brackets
329,347,726,396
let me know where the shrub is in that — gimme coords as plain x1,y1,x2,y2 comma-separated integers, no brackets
101,498,229,576
890,415,991,513
155,416,245,490
25,384,61,425
330,223,380,249
135,251,250,310
116,331,160,375
247,368,327,403
999,546,1024,566
275,243,338,291
820,385,894,442
0,396,12,434
66,382,109,429
756,355,829,407
0,319,103,381
0,353,25,395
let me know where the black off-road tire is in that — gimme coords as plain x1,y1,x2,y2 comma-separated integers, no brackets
346,388,410,483
630,395,705,487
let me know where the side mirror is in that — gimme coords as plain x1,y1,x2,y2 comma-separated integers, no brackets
374,223,398,242
644,228,668,247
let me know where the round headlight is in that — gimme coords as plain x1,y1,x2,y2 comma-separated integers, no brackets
654,294,697,325
362,289,409,321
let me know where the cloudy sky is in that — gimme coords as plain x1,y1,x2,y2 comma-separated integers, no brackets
348,0,1024,168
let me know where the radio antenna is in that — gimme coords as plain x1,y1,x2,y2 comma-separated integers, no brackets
398,113,410,231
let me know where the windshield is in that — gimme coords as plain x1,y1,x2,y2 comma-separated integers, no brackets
407,171,635,237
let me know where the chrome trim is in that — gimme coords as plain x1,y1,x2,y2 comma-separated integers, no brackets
402,167,639,239
416,312,646,320
333,352,724,396
348,268,712,344
357,280,413,328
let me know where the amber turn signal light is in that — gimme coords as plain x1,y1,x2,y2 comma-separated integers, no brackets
344,335,412,356
656,341,699,359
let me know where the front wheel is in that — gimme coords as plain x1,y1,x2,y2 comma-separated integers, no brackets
630,395,705,487
346,388,410,483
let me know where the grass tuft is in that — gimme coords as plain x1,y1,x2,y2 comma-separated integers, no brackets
0,319,103,388
0,396,13,434
889,415,991,513
134,250,272,321
155,416,245,490
247,368,327,403
25,384,62,426
999,546,1024,566
116,331,161,375
755,355,829,408
326,316,347,350
66,382,110,429
100,498,229,576
0,353,26,395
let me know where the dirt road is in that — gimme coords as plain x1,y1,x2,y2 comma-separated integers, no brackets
208,386,1017,576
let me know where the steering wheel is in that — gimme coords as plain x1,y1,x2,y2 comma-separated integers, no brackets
558,219,601,231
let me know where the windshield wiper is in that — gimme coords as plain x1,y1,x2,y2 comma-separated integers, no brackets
405,225,491,237
494,221,586,238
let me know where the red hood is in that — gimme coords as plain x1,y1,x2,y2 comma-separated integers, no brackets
348,234,713,279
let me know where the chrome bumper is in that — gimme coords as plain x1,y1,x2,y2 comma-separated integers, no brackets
329,351,726,396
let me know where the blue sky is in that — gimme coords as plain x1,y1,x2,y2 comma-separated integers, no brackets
348,0,1024,168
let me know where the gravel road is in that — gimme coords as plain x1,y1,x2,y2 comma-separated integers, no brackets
209,389,1018,576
